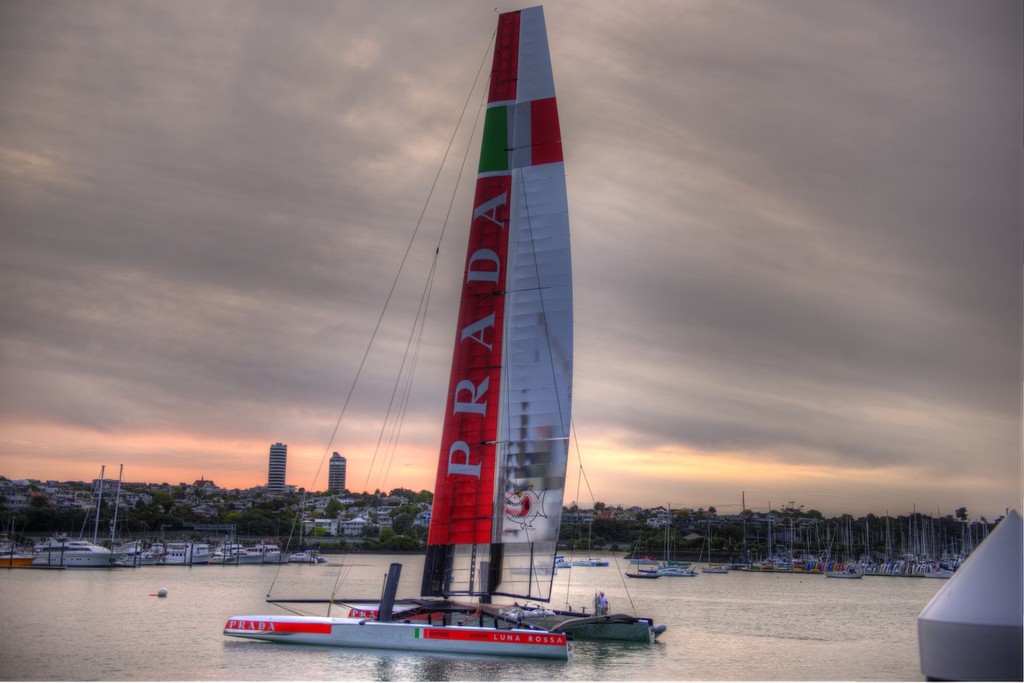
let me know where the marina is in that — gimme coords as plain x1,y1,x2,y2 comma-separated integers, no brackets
0,552,945,681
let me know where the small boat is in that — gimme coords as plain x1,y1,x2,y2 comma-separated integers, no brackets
657,565,697,577
244,542,285,564
207,552,234,565
824,565,864,579
208,543,244,565
922,568,954,579
31,536,114,568
625,570,660,580
139,542,165,565
571,557,609,567
0,539,34,567
160,541,211,565
288,550,328,564
501,604,665,642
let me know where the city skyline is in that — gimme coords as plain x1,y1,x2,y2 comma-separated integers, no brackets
1,1,1019,520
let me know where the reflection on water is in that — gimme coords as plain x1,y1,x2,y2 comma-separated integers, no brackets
0,553,941,681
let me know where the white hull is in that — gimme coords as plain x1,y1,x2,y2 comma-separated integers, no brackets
922,569,954,579
31,552,113,568
223,615,571,660
32,539,113,568
657,567,697,577
160,543,211,565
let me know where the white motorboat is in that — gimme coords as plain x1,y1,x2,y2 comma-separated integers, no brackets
244,542,284,564
31,536,113,568
287,550,327,564
160,541,211,565
657,565,697,577
140,542,165,565
570,557,609,567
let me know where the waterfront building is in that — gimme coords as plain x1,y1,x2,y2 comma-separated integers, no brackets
328,452,347,492
267,442,287,493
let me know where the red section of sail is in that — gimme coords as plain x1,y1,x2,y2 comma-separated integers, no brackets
428,175,512,546
530,97,562,165
488,10,520,103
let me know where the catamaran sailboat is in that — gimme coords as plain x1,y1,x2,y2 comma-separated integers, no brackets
226,6,590,659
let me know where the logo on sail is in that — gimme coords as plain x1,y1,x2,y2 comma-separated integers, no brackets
504,485,548,530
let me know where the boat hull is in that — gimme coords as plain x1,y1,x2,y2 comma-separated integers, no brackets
516,613,659,643
32,550,113,568
223,615,571,660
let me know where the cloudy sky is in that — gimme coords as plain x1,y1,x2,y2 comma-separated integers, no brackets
1,0,1019,519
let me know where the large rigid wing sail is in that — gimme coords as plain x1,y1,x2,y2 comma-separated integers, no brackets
422,4,572,603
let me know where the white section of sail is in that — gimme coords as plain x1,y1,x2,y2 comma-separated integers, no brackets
492,161,571,600
515,7,556,102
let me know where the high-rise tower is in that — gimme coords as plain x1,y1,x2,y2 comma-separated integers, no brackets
328,452,347,492
267,442,287,492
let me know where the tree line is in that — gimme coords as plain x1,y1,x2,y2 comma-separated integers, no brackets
3,481,997,560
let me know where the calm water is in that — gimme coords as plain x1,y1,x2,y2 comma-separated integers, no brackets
0,553,942,681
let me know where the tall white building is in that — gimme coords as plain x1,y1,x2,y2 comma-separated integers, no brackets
328,452,347,492
267,442,287,493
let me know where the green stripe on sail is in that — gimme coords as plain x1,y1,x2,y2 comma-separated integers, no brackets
478,105,509,173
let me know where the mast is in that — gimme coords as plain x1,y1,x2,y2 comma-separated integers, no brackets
109,464,124,550
92,464,105,543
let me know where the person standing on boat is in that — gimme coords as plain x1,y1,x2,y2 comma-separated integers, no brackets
594,591,609,615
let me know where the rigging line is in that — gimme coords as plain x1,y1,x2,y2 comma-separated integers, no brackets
266,22,497,608
364,249,437,493
558,457,584,610
381,289,432,488
383,26,494,494
569,417,640,615
359,25,497,495
370,29,492,495
327,555,354,618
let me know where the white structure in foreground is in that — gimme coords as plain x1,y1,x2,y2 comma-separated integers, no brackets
918,508,1022,681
